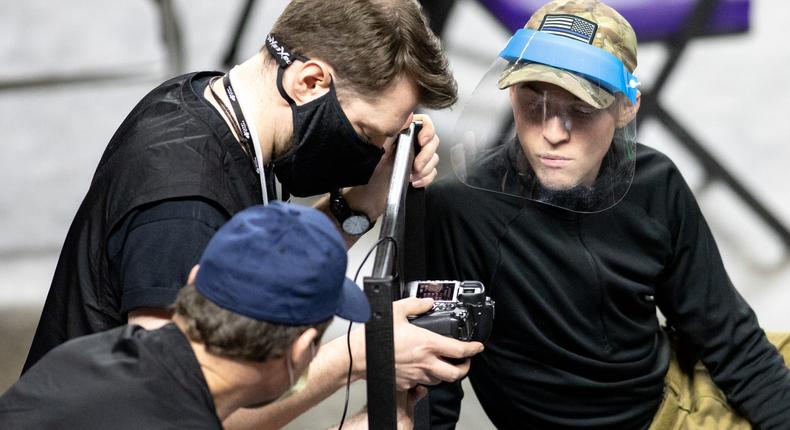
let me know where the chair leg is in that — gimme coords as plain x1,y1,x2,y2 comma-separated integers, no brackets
221,0,258,69
155,0,185,76
645,98,790,249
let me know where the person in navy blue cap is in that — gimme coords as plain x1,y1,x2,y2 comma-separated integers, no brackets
0,203,396,429
194,200,371,327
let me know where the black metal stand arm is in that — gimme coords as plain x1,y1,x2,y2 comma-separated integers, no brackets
363,121,422,430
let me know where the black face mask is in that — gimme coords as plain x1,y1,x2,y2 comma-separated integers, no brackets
266,35,385,197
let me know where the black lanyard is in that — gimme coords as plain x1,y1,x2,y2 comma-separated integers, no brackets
221,75,259,173
210,74,281,202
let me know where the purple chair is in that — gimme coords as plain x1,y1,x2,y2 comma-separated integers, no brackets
482,0,749,42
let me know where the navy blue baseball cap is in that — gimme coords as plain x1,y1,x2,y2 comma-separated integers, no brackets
195,201,370,324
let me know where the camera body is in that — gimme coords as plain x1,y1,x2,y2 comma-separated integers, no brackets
406,280,495,343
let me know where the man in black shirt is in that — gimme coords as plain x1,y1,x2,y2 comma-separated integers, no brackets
422,0,790,428
24,1,483,427
2,203,404,429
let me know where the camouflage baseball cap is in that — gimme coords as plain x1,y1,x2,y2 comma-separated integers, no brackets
498,0,638,109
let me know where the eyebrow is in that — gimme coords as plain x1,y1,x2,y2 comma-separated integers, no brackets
368,124,402,139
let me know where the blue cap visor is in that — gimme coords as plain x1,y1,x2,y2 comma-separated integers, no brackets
499,29,638,105
335,278,371,323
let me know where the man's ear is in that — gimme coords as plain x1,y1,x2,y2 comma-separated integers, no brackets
289,328,319,368
615,90,640,128
286,60,333,105
187,264,200,285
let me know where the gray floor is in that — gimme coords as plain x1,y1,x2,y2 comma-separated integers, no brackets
1,1,789,429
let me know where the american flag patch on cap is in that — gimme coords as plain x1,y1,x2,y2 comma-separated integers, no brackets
538,14,598,44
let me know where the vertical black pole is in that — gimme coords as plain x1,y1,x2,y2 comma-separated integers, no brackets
364,122,422,429
363,276,398,429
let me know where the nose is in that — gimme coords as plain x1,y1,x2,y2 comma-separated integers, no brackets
542,115,571,145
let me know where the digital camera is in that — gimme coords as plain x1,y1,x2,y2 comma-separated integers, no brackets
406,280,495,343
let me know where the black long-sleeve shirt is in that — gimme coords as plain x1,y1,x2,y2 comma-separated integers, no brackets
423,143,790,429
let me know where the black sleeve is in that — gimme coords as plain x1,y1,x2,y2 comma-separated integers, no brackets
427,381,465,429
655,172,790,428
107,198,229,315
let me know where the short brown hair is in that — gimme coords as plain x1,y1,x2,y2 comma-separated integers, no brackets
267,0,457,109
174,284,331,362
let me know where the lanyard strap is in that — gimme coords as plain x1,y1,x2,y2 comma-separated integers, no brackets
221,75,259,172
209,74,279,203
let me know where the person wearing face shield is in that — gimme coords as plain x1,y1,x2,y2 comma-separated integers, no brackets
422,0,790,428
21,0,484,427
1,203,397,429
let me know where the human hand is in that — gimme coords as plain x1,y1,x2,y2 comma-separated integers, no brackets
389,297,484,389
323,385,427,430
347,298,483,387
337,129,397,222
396,385,428,430
410,114,440,188
339,113,438,221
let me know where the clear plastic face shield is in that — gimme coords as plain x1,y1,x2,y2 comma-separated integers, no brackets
450,28,639,213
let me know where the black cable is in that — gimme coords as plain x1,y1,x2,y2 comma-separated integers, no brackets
337,235,397,430
353,236,397,284
337,320,353,430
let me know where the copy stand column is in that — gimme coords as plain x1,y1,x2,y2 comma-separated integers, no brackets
364,276,398,429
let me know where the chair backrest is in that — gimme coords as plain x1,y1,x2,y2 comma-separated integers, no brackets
479,0,750,43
